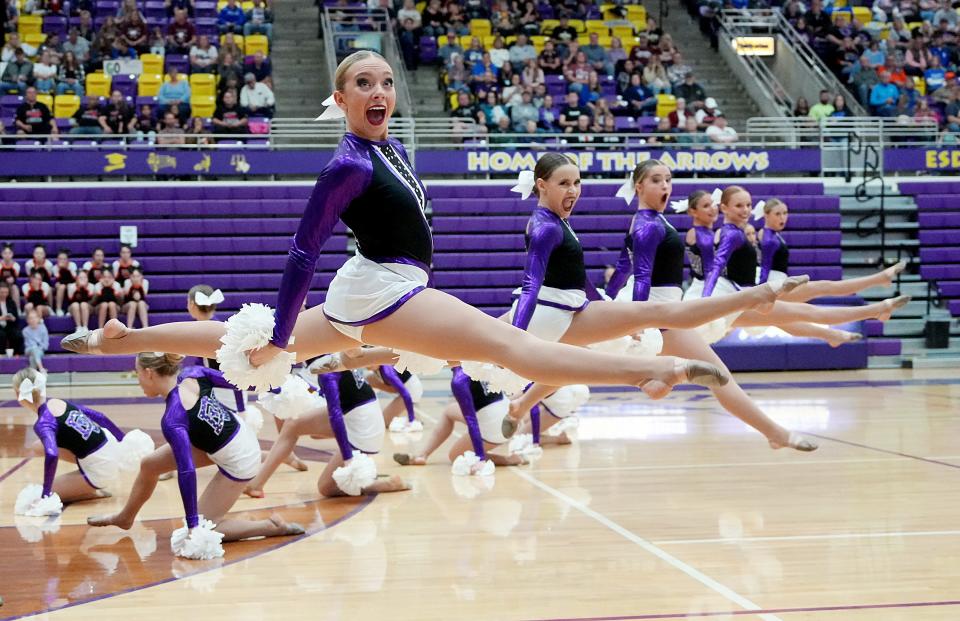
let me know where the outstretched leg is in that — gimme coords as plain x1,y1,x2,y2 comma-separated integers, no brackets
54,470,107,504
87,444,179,529
395,402,459,465
777,322,863,348
778,261,906,303
734,296,910,329
199,472,304,542
245,411,326,498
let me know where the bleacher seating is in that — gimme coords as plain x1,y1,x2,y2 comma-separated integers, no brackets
898,182,960,317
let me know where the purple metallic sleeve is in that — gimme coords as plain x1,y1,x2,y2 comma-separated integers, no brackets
450,367,487,460
758,227,780,284
34,410,59,498
78,404,125,441
702,225,744,297
319,372,355,461
530,404,541,445
513,209,563,331
695,227,716,276
181,365,242,391
271,140,373,348
161,406,199,529
630,214,666,303
378,366,415,422
604,244,632,299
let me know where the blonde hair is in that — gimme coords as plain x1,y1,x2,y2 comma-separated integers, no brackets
720,185,749,206
334,50,387,92
631,159,666,185
13,368,43,403
687,189,711,212
136,352,185,377
763,198,786,214
187,284,217,312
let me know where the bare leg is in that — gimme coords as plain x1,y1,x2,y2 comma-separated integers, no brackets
69,302,83,329
107,302,118,322
778,261,905,303
395,402,458,465
381,396,406,427
734,296,910,329
199,472,304,541
80,302,90,328
245,412,325,497
309,347,400,373
271,416,308,472
97,303,108,328
777,322,863,348
87,445,179,528
446,433,523,466
55,284,66,314
124,302,136,328
53,470,106,504
317,452,409,497
137,301,149,328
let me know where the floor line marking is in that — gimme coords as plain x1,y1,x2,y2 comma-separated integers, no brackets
530,457,907,474
807,433,960,470
652,529,960,545
512,468,782,621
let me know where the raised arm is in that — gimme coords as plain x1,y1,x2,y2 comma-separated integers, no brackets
450,367,487,459
318,373,355,461
512,213,563,331
271,155,372,348
702,227,744,297
630,217,666,302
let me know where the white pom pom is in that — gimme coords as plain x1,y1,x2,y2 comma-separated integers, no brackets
15,484,63,516
393,350,446,376
388,416,423,433
507,433,543,460
451,451,495,476
627,328,664,357
14,514,61,543
450,473,495,499
216,304,297,392
545,416,580,437
543,384,591,418
256,374,323,420
170,517,225,560
241,403,265,435
332,453,377,496
117,429,156,471
460,362,529,396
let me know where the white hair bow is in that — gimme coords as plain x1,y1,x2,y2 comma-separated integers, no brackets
194,289,224,306
18,374,47,403
315,94,346,121
510,170,535,200
615,176,635,204
752,200,767,221
670,199,688,213
710,187,722,207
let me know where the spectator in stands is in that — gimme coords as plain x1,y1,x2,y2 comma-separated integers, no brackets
676,115,708,145
134,103,158,141
831,94,851,118
509,33,537,67
218,51,244,90
399,18,419,70
539,93,559,131
623,73,656,115
879,56,908,86
564,51,594,98
489,114,514,143
904,37,931,77
1,47,32,95
32,49,57,94
38,33,64,64
539,40,562,75
119,9,149,55
218,0,246,34
2,35,31,62
706,115,738,144
166,8,197,54
628,33,655,65
116,0,143,20
450,90,483,123
22,271,52,317
92,269,122,328
0,283,22,357
511,89,539,131
165,0,195,18
471,51,499,89
658,34,678,66
944,89,960,132
934,0,957,27
446,53,470,91
464,0,488,20
605,36,626,69
15,87,57,138
559,90,590,132
212,88,248,135
501,71,522,104
190,34,219,73
552,15,578,48
4,2,20,32
898,78,920,115
27,245,53,284
111,34,138,59
463,37,484,66
56,51,85,96
157,110,186,144
667,51,691,85
914,98,940,124
674,71,706,110
695,96,720,128
479,90,508,129
579,32,612,77
489,36,510,68
438,31,462,66
244,0,273,40
646,116,677,146
92,15,119,61
804,0,831,41
923,53,949,93
123,268,149,328
99,89,136,135
149,27,166,56
22,310,48,372
492,3,516,36
870,72,900,116
187,116,213,145
240,72,275,118
397,0,421,28
71,96,103,134
248,51,273,89
77,10,95,41
517,1,540,36
158,66,191,117
63,28,91,65
420,0,445,36
808,90,834,121
668,97,689,128
643,55,670,94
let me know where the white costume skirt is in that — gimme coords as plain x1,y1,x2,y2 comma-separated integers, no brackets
613,277,683,304
541,384,590,418
505,285,588,342
344,400,386,454
476,398,511,444
78,431,123,489
208,415,262,481
766,269,788,284
683,277,743,344
404,374,423,402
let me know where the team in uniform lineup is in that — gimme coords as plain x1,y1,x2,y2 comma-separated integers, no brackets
8,51,913,561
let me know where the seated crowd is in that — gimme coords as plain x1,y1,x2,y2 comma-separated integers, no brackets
0,0,275,142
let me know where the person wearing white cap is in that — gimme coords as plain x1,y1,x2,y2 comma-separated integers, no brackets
695,96,721,128
240,71,275,118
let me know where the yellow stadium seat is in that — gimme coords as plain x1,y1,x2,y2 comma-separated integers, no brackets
656,93,677,118
631,17,647,31
469,18,492,36
626,4,646,20
415,1,425,11
54,94,80,118
23,32,45,49
241,0,252,9
611,25,634,39
35,93,53,111
577,34,591,45
530,35,548,47
220,34,244,55
141,53,164,75
163,72,189,82
190,73,216,98
482,34,496,49
598,35,612,47
191,95,216,118
217,0,226,9
245,34,268,56
138,73,162,97
569,19,585,33
17,15,42,35
907,21,923,31
914,76,926,95
86,73,111,98
449,92,458,108
852,6,871,23
832,9,852,21
540,19,560,33
833,0,847,6
585,20,608,35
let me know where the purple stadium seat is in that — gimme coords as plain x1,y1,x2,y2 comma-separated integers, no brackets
419,36,438,64
165,54,189,74
110,74,138,98
43,15,69,36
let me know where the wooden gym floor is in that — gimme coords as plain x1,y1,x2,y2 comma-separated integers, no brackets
1,367,959,621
